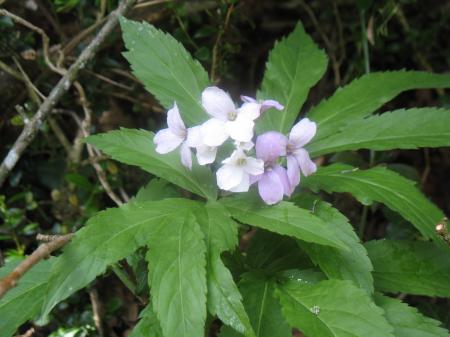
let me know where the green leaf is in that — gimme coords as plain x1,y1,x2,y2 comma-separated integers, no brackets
220,194,348,251
129,305,163,337
257,22,328,133
0,258,54,337
375,294,450,337
196,201,238,255
87,129,217,200
307,71,450,140
366,240,450,297
120,18,209,126
308,108,450,156
220,273,291,337
246,230,310,273
133,179,180,203
209,255,256,337
303,164,445,244
295,196,374,293
195,202,255,337
276,279,395,337
146,213,207,337
41,199,199,317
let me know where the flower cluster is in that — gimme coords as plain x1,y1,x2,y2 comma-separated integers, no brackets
154,86,317,205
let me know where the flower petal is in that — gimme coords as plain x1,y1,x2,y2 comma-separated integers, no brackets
286,155,300,194
201,86,235,120
226,116,254,143
186,125,203,148
243,156,264,176
258,170,284,205
201,118,229,147
261,99,284,112
229,173,250,192
294,148,317,176
154,128,183,154
289,118,317,148
167,103,186,137
255,131,287,162
240,95,256,103
273,164,292,197
196,145,217,165
216,163,244,191
234,140,254,151
237,102,261,120
180,141,192,169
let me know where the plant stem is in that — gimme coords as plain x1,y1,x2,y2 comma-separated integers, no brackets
110,263,137,295
359,8,372,240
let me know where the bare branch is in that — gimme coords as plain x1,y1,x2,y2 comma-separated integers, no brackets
0,234,75,299
0,0,137,188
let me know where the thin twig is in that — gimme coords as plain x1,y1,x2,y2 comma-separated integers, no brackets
89,289,105,337
0,9,65,75
0,0,137,188
0,234,74,299
299,0,341,85
210,3,234,83
73,82,124,206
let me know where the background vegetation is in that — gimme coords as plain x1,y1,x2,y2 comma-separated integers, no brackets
0,0,449,336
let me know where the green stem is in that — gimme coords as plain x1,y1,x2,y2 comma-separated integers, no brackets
359,8,372,240
360,9,370,74
111,263,137,295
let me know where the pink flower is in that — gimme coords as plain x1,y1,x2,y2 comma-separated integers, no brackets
252,131,291,205
286,118,317,193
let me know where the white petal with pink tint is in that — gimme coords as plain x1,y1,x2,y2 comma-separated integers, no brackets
289,118,317,148
201,118,229,147
294,148,317,176
167,103,186,137
229,174,250,192
154,128,184,154
179,142,192,169
201,86,236,121
216,164,244,191
237,102,261,120
196,145,217,165
226,115,254,143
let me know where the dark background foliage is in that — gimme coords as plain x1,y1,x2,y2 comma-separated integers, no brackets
0,0,449,336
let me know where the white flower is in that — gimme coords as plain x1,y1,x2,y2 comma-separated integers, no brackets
153,103,193,169
185,125,218,165
200,87,261,147
216,149,264,192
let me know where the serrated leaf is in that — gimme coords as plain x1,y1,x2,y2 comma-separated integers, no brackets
0,258,54,337
133,178,180,203
308,108,450,156
220,273,291,337
129,305,163,337
366,240,450,297
307,71,450,140
208,254,255,337
375,294,450,337
146,213,207,337
87,129,217,200
295,196,374,293
276,279,395,337
41,199,199,317
196,201,238,254
257,22,327,133
303,164,445,244
120,18,209,126
220,194,348,251
195,202,255,337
